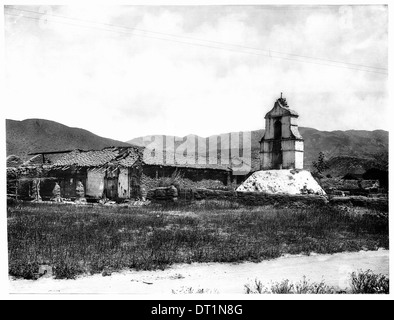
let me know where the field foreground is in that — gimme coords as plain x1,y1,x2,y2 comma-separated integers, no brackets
8,201,388,281
9,250,389,294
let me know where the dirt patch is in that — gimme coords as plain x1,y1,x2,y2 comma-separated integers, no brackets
9,249,389,294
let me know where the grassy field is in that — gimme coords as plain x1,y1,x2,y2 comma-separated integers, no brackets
7,201,388,280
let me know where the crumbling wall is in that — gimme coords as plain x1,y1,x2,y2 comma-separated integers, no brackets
7,166,87,200
320,178,380,194
47,167,87,200
86,169,105,198
147,187,329,206
141,173,229,191
140,164,230,191
118,168,130,199
147,187,387,210
330,196,388,211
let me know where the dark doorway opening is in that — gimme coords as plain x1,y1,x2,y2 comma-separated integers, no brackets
273,120,283,169
274,119,282,139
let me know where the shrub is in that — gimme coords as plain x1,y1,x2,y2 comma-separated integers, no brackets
244,277,336,294
244,279,266,294
245,272,390,294
9,261,39,280
54,261,84,280
293,276,336,294
270,279,295,294
350,270,389,294
312,152,330,176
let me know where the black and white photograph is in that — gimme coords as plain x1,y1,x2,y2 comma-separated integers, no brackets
1,0,391,302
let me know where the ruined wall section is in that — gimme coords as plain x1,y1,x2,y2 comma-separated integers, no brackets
86,169,105,198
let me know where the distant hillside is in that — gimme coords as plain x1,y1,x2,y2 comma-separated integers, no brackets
6,118,388,177
6,119,131,161
325,156,376,177
128,128,388,175
300,128,388,167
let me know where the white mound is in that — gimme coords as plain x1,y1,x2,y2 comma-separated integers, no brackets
237,170,326,195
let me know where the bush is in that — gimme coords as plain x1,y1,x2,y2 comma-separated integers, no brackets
350,270,389,294
244,277,336,294
9,261,39,280
54,261,83,280
293,276,337,294
312,152,330,176
245,272,390,294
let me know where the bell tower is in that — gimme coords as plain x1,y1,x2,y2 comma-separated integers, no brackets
260,94,304,170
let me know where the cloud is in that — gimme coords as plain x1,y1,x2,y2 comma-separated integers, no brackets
4,5,388,141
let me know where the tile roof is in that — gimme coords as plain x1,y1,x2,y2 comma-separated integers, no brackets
51,147,141,168
111,148,141,167
22,155,43,166
43,146,239,172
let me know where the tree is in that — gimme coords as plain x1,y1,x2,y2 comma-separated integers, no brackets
312,152,330,176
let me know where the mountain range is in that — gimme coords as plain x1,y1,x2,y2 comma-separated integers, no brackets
127,128,388,174
6,119,131,160
6,118,388,176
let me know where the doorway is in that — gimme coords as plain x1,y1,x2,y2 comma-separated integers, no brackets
273,119,283,169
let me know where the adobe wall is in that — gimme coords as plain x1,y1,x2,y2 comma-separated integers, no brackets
147,187,329,206
329,196,388,211
86,169,105,198
147,187,388,211
7,167,88,200
141,164,231,191
118,168,130,199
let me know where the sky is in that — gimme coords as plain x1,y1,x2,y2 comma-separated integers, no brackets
3,4,389,141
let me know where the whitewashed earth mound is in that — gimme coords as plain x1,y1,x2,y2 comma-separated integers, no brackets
237,170,326,195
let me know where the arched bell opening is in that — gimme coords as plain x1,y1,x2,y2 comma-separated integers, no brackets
273,119,283,169
274,119,282,139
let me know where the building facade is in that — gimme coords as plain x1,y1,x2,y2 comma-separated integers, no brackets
7,146,233,201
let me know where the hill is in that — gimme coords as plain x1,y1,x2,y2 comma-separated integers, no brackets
6,119,132,161
128,128,388,175
6,118,388,177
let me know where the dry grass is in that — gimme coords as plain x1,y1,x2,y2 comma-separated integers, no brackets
8,201,388,279
350,269,389,294
245,277,337,294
